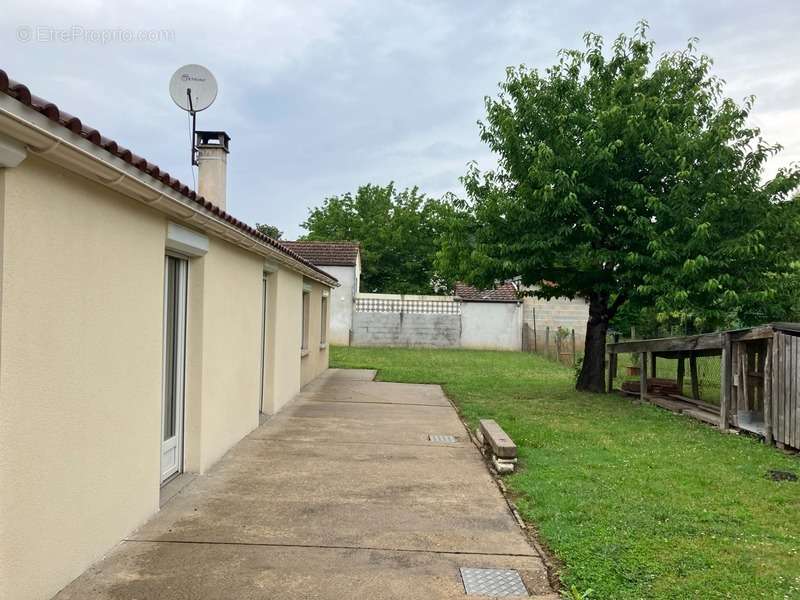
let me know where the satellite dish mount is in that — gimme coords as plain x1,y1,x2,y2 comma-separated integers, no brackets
169,64,218,166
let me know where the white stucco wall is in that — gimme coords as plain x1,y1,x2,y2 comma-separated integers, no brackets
460,301,523,350
317,264,356,346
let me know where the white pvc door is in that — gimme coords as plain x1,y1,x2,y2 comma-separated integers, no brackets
161,255,187,483
259,274,268,415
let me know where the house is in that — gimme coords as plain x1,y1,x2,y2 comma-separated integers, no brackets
282,241,360,345
0,69,336,600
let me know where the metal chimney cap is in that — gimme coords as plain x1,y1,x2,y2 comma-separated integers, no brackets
195,130,231,152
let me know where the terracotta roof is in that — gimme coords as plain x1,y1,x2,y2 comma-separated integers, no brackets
281,241,360,267
454,281,519,302
0,68,336,285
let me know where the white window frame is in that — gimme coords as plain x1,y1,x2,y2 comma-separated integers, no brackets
301,283,311,355
259,273,269,414
320,290,329,348
161,253,188,484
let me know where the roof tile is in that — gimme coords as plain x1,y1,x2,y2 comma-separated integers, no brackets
282,241,360,267
454,281,519,302
0,67,336,285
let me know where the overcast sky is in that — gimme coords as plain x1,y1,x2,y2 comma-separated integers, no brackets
3,1,798,238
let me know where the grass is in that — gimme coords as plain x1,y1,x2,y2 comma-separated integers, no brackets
331,346,800,600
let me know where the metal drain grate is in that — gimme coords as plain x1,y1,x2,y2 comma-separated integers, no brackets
429,434,457,443
460,567,528,597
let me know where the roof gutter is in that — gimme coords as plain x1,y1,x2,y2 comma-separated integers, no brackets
0,95,337,287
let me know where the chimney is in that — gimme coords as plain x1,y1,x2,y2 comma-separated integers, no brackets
195,130,230,211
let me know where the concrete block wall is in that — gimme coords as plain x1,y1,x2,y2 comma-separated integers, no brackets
522,297,589,349
350,295,524,351
351,312,460,347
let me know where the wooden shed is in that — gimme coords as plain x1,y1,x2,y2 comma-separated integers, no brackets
607,323,800,450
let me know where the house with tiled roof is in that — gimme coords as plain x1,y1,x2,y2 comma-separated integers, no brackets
282,241,361,345
454,281,520,302
0,68,338,600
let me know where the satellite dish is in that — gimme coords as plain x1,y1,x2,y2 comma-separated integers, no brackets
169,64,218,113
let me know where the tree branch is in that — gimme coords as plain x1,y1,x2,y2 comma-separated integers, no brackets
608,292,628,319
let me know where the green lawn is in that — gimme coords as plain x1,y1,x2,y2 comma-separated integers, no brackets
331,346,800,600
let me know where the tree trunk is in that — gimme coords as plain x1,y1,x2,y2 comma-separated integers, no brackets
576,292,611,392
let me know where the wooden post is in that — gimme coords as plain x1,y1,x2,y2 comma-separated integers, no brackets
650,353,657,378
689,353,700,400
631,326,636,340
532,309,537,353
764,337,773,445
720,333,732,431
739,346,749,413
545,326,550,359
640,352,648,402
677,357,685,395
571,329,576,366
607,332,619,393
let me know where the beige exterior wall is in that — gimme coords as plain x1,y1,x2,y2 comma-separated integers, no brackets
261,267,303,414
301,279,331,387
0,157,166,600
193,237,263,472
0,156,332,600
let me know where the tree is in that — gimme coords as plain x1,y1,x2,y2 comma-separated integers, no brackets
302,183,448,294
255,223,283,240
436,22,800,392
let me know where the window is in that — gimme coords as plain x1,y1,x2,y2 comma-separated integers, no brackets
301,286,311,353
320,292,328,347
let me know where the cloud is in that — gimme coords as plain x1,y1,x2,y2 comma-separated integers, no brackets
2,0,798,237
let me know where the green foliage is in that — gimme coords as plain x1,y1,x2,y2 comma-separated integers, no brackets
566,586,594,600
255,222,283,240
302,183,451,294
437,21,800,337
332,346,800,599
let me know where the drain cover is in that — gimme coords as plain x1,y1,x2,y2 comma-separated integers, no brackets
460,567,528,597
429,434,457,443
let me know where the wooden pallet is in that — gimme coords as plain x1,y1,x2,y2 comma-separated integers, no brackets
666,394,719,414
631,393,724,428
646,395,691,413
683,407,721,426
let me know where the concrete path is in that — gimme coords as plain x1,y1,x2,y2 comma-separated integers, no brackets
54,369,555,599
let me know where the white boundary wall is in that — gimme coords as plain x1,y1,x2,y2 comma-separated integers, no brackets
350,293,523,350
461,301,523,350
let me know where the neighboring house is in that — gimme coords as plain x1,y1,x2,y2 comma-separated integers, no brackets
0,69,336,600
282,241,360,345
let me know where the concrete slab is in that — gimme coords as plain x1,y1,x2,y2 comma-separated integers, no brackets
53,369,553,599
54,544,557,600
479,419,518,459
302,378,452,407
